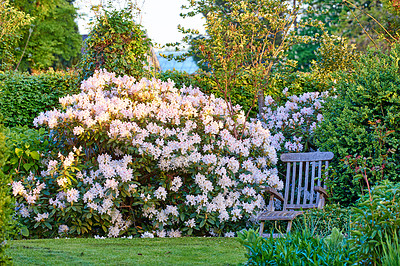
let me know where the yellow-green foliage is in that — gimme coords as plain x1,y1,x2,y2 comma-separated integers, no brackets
0,124,13,263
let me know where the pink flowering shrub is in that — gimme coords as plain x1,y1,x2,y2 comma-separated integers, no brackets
12,70,281,238
260,90,329,153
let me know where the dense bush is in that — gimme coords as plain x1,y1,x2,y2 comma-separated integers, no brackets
350,180,400,265
0,71,79,127
237,228,357,265
315,44,400,205
11,70,281,238
79,9,152,81
0,124,13,263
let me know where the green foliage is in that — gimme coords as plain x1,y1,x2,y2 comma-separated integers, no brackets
337,0,400,50
311,33,359,74
237,227,357,265
0,71,79,127
315,44,400,205
0,0,33,71
295,204,353,237
79,8,152,81
349,180,400,265
3,126,51,179
12,0,82,71
381,231,400,266
0,124,13,263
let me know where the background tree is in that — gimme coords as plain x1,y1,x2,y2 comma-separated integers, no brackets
0,0,32,71
12,0,82,71
287,0,345,70
337,0,400,49
78,6,153,81
179,0,320,128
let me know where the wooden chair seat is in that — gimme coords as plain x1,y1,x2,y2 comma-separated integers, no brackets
257,151,334,237
257,210,303,221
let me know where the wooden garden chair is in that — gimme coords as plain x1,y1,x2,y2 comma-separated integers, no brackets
257,151,334,237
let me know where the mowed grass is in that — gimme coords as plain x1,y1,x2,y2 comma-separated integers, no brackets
7,237,246,265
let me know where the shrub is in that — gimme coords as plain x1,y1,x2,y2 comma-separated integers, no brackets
349,180,400,265
79,9,152,81
0,71,79,127
237,227,357,265
315,44,400,205
11,70,281,238
0,124,13,263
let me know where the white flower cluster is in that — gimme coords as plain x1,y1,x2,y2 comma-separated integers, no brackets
22,70,283,237
261,91,328,152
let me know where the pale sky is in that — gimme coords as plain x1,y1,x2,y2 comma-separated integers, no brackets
74,0,205,48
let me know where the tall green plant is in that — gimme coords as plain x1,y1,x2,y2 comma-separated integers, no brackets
0,123,13,263
79,8,152,81
350,180,400,265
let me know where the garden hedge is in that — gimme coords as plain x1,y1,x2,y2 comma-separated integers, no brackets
0,71,79,127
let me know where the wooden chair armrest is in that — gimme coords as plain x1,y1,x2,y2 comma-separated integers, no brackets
314,186,329,199
261,186,285,202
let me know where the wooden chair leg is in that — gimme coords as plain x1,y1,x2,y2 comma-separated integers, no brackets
259,221,265,236
287,220,293,233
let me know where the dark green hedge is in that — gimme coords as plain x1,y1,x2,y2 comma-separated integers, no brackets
0,71,79,127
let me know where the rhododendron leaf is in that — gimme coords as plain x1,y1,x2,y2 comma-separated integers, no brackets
200,219,206,228
44,222,52,230
21,226,29,237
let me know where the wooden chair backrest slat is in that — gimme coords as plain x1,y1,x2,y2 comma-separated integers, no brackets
280,152,334,211
296,162,303,205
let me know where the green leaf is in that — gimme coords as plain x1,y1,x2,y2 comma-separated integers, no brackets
15,148,23,157
21,226,29,237
30,151,40,160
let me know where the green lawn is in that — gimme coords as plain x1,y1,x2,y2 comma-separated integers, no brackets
7,237,246,265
